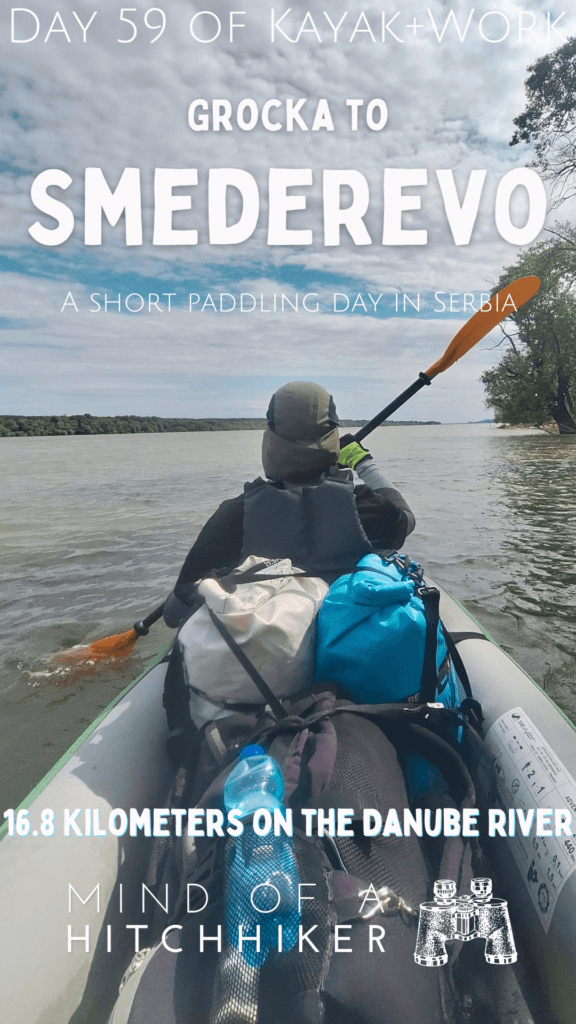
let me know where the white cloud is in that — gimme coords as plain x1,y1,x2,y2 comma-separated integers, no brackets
0,269,504,420
0,0,567,412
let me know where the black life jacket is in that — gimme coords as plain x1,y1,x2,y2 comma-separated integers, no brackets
241,472,374,573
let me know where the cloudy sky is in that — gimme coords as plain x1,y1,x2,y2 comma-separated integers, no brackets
1,0,574,421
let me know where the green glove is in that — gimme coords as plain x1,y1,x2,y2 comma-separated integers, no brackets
338,439,372,470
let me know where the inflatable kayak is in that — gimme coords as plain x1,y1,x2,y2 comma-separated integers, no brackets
1,582,575,1024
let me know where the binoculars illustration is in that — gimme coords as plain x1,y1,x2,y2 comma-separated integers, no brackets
414,878,517,966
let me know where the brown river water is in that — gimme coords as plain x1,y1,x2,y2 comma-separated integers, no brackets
1,425,575,812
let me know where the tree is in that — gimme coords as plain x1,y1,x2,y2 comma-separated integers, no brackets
511,37,576,206
481,229,576,433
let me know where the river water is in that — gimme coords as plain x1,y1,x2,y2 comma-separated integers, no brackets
1,425,575,811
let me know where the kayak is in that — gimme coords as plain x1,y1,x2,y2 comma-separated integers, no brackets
1,581,575,1024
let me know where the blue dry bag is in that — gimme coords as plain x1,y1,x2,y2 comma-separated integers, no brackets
315,552,461,708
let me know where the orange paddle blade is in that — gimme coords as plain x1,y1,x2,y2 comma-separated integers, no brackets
425,276,540,380
49,627,138,671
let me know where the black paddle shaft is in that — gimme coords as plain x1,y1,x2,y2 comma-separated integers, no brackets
352,372,431,444
134,601,166,636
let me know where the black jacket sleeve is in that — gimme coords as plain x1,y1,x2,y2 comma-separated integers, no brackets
173,494,244,603
354,459,416,552
354,485,413,552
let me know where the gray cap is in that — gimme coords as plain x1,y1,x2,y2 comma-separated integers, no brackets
262,381,340,482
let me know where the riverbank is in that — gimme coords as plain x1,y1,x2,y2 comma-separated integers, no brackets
497,422,561,433
0,415,441,437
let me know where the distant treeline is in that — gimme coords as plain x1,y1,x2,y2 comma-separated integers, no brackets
0,415,267,437
0,414,440,437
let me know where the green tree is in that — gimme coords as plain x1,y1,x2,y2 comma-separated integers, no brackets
481,230,576,433
511,37,576,206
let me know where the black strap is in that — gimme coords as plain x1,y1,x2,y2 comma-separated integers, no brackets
416,592,484,727
254,701,476,807
215,563,358,591
254,701,467,747
205,605,288,721
442,627,474,700
162,641,196,768
419,587,441,703
214,559,420,591
449,631,490,644
442,628,484,726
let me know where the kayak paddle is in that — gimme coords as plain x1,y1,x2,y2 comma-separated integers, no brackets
47,602,166,678
352,275,540,443
48,275,539,676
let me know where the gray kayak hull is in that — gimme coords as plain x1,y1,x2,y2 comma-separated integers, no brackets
1,585,575,1024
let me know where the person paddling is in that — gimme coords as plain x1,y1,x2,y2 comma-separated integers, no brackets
165,380,415,626
51,280,537,677
107,384,462,1024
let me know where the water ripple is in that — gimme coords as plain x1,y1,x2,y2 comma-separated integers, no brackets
1,427,575,810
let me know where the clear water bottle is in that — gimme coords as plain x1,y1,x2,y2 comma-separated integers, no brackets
224,744,284,816
223,745,301,967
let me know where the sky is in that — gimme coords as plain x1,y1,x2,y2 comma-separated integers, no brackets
1,0,574,421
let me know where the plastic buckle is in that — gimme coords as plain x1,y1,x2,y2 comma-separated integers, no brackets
459,697,484,728
401,703,454,727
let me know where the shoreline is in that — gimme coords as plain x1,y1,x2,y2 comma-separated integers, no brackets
497,422,560,433
0,416,442,437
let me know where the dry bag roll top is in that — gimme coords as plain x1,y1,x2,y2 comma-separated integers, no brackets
314,552,461,708
178,554,329,708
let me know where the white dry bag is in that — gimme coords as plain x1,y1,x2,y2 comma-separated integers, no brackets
178,555,328,708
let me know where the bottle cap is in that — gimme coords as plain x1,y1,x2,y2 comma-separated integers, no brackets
240,744,265,759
